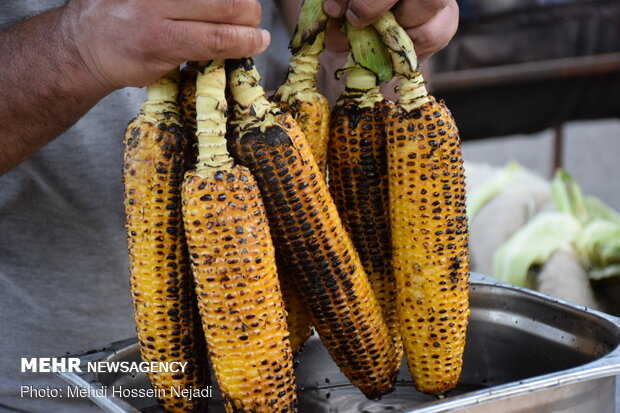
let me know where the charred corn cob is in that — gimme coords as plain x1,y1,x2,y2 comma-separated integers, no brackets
276,255,313,355
374,13,470,395
123,69,209,412
178,62,199,165
183,60,311,357
329,63,402,364
179,62,198,135
226,58,398,399
181,60,297,413
181,57,312,355
272,0,330,177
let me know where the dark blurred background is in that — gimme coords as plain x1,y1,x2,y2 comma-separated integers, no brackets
428,0,620,313
427,0,620,210
431,0,620,140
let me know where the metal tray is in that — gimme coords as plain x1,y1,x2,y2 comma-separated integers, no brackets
57,274,620,412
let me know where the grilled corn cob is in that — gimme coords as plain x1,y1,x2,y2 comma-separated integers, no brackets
123,69,209,412
374,12,470,395
181,60,297,413
272,0,330,177
276,255,313,355
179,62,198,136
328,64,402,362
226,58,398,399
179,62,199,165
182,61,311,357
180,56,311,359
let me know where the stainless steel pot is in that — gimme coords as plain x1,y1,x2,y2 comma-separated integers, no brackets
57,274,620,412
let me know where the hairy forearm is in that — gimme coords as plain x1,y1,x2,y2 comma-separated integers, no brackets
0,5,111,175
0,0,269,175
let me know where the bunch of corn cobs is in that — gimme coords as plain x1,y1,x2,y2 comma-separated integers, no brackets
122,1,470,411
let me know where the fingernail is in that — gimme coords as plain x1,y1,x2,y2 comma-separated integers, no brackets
324,1,343,17
260,29,271,50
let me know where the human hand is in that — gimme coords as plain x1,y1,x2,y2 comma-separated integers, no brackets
322,0,459,60
61,0,269,90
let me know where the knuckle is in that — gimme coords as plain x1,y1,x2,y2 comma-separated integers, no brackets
349,0,397,25
409,27,432,49
158,20,180,46
418,0,450,12
220,0,242,22
219,0,261,26
145,20,186,61
236,29,263,57
409,24,448,56
349,0,377,19
136,20,160,53
210,26,235,56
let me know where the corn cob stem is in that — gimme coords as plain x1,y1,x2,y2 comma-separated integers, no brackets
345,66,381,94
194,60,233,175
227,58,398,400
340,63,384,106
228,60,272,119
277,0,327,103
274,34,323,103
273,0,330,176
373,12,429,110
124,68,209,412
142,69,181,118
373,12,470,395
330,62,404,365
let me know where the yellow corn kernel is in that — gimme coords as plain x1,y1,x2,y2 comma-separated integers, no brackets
386,96,469,394
328,68,402,362
183,168,297,413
